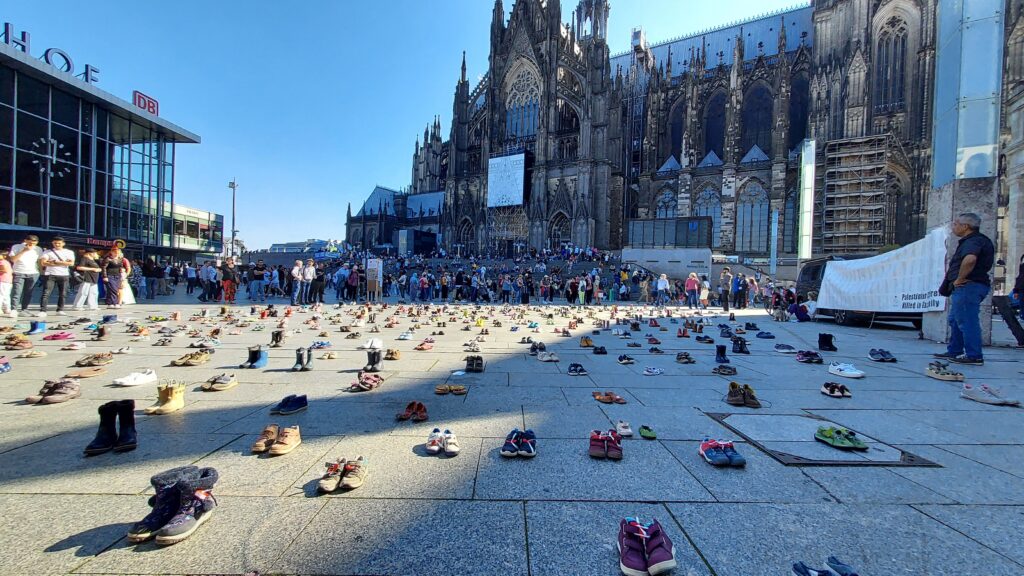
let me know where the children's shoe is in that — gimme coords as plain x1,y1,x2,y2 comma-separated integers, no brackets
425,428,444,455
699,437,731,466
643,366,663,376
792,561,838,576
318,458,347,493
718,440,746,467
588,430,607,459
604,429,623,460
644,519,677,575
501,429,522,457
828,362,865,379
616,420,633,437
517,429,537,457
442,429,461,456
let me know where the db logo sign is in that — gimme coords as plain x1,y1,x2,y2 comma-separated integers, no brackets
132,91,159,116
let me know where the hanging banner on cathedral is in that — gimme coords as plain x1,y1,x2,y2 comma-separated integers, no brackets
487,154,525,208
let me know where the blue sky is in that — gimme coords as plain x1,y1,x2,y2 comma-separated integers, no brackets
4,0,798,249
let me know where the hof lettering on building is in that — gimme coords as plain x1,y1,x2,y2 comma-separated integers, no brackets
2,22,101,83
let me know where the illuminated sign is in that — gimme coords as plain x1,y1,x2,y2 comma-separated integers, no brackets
2,22,101,84
132,90,159,116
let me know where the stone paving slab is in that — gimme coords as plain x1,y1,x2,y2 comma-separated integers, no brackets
914,504,1024,566
0,494,138,575
890,445,1024,504
669,502,1022,575
801,466,954,504
268,499,528,576
935,444,1024,477
525,501,712,576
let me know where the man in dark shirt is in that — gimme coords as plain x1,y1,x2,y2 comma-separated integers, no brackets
249,259,267,302
936,213,994,364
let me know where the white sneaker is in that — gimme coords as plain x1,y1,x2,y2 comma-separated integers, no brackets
8,310,17,318
616,420,634,437
828,362,865,378
643,366,664,376
37,311,47,318
56,310,67,316
425,428,444,455
443,429,461,456
112,369,158,387
961,383,1021,406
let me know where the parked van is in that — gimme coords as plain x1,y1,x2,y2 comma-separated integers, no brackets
796,256,923,328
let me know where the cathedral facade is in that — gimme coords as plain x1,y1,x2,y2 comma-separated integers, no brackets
366,0,1013,259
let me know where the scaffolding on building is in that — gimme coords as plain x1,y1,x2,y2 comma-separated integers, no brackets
486,205,530,257
817,133,910,254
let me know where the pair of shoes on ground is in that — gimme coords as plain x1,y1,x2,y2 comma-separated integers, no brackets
172,349,214,366
425,428,461,456
318,456,368,492
711,364,736,376
868,348,897,362
698,437,746,467
821,381,853,398
25,377,80,403
271,394,308,415
202,373,238,392
500,428,537,457
793,556,859,576
567,362,588,376
396,401,428,421
593,390,627,404
112,369,158,387
145,381,186,414
618,517,677,576
961,383,1020,406
725,382,761,408
814,426,867,451
796,350,824,364
126,466,219,546
617,354,635,365
434,384,467,395
643,366,664,376
239,345,269,369
828,362,865,378
465,355,485,372
84,399,137,455
926,360,963,381
675,352,695,364
291,347,315,371
538,351,559,362
251,424,302,455
589,429,623,459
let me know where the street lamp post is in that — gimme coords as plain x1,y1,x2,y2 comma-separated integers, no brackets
227,179,238,258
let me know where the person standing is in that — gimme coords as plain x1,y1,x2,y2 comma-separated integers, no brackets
38,237,76,316
249,259,267,302
685,272,700,309
185,262,197,295
936,213,994,365
719,267,734,312
8,234,42,317
101,247,130,308
346,265,360,302
300,259,316,304
0,249,12,316
72,248,102,311
142,258,158,300
220,258,239,304
289,259,303,305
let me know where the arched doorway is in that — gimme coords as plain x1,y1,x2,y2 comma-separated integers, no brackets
456,218,475,255
548,212,570,249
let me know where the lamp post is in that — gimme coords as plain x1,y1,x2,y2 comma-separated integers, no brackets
227,179,238,258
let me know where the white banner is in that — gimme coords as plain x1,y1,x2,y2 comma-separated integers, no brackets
817,228,949,313
487,154,525,208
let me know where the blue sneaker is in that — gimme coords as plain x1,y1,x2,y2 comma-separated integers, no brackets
270,395,297,414
278,395,308,415
719,441,746,467
699,437,731,467
0,360,10,374
501,429,521,457
518,429,537,457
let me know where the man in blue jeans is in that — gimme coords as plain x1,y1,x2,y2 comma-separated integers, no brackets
935,213,994,365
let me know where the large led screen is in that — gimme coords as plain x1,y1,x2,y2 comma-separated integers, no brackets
487,153,525,208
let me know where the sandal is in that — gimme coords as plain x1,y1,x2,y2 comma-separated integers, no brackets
448,385,467,395
435,385,451,395
926,361,964,382
65,367,107,378
592,391,613,404
604,391,627,404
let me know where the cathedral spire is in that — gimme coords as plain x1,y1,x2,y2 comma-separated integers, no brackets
665,45,672,79
778,15,787,55
460,51,467,83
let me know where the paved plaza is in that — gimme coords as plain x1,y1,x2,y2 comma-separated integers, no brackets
1,295,1022,576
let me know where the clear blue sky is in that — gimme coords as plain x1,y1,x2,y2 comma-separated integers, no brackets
4,0,797,249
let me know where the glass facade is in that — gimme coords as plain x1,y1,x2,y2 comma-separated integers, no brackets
0,61,216,254
931,0,1004,188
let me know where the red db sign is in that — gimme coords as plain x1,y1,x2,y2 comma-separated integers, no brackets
132,90,159,116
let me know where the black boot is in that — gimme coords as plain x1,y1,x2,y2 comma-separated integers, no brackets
270,330,283,348
363,350,375,372
84,401,119,456
292,348,305,371
818,333,837,352
732,337,750,354
372,349,383,372
153,467,220,545
114,399,138,452
301,347,314,372
715,344,730,364
239,345,259,369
